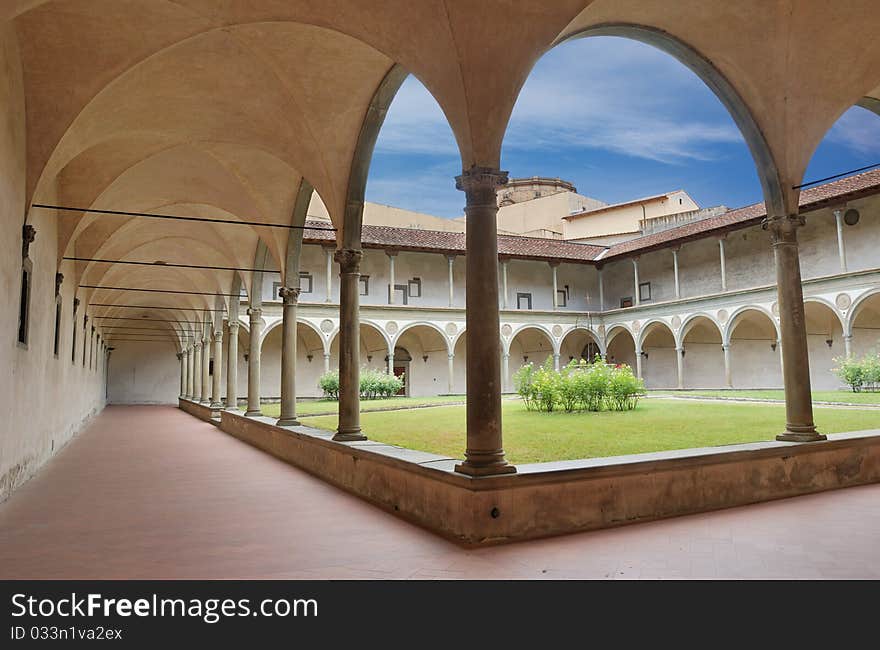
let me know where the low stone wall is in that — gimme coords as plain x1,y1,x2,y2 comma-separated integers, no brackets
178,398,221,423
218,410,880,545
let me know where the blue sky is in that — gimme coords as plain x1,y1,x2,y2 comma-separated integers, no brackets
366,36,880,219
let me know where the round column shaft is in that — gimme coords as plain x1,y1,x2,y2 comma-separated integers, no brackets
333,249,367,441
455,167,515,476
192,342,202,401
226,323,239,408
200,336,211,404
245,308,263,416
766,215,825,442
277,287,301,427
210,330,223,408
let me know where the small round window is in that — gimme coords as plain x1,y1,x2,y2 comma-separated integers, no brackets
843,208,860,226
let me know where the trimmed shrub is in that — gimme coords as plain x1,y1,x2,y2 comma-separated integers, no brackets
317,367,404,400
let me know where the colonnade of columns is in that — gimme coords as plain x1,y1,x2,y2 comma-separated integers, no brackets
177,174,826,472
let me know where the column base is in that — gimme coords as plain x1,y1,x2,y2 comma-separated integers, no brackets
244,409,263,417
276,417,301,427
776,431,827,443
209,401,223,409
333,429,367,442
454,460,517,477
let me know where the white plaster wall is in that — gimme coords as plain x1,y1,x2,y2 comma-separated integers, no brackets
601,258,637,309
505,259,555,311
678,238,724,299
108,341,179,404
0,25,105,501
723,226,775,291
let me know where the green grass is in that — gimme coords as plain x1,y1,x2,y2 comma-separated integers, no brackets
258,394,466,418
650,389,880,405
304,399,880,464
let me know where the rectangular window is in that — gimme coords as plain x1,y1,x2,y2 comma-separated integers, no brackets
53,301,62,357
517,292,532,310
272,281,282,300
639,282,652,302
359,275,370,296
17,265,31,346
389,284,408,305
299,271,313,293
620,296,634,308
556,289,567,307
408,277,422,298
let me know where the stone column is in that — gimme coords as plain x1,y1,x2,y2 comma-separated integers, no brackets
844,334,853,358
387,349,395,376
597,267,604,310
177,353,185,398
182,348,191,398
186,346,195,398
553,352,561,372
719,238,728,292
210,330,223,408
632,258,640,306
500,259,508,309
200,335,211,404
833,209,848,273
193,341,202,401
447,255,455,307
501,352,510,394
447,352,455,394
245,308,263,416
722,343,732,388
277,287,301,426
324,247,334,303
323,352,330,374
455,167,515,476
82,316,89,366
226,323,239,408
673,248,681,299
551,262,559,310
765,215,825,442
333,248,366,442
387,251,396,304
675,346,684,389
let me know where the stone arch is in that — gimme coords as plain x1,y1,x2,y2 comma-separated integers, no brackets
804,299,847,390
679,314,725,388
605,325,637,372
393,321,453,355
328,320,390,373
638,320,677,389
505,323,559,356
558,326,603,365
506,325,557,388
846,289,880,338
555,23,786,215
726,307,781,389
392,324,450,397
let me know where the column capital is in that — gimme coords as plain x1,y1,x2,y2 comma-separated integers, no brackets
385,249,398,258
334,248,362,274
213,330,223,342
22,224,36,259
448,352,455,360
548,260,560,268
194,340,202,349
763,214,804,247
228,321,240,333
455,166,508,207
279,286,301,305
721,343,730,351
73,297,80,311
55,272,64,296
247,307,262,320
176,352,183,360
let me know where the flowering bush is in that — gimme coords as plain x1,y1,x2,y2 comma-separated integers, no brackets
318,368,405,400
834,352,880,392
514,355,644,412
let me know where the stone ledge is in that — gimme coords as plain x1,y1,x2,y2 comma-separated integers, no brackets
178,398,222,423
215,409,880,545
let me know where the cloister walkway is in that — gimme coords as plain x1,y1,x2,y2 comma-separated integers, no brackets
1,406,877,580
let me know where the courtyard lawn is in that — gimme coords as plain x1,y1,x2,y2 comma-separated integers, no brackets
650,389,880,405
257,394,466,418
304,399,880,464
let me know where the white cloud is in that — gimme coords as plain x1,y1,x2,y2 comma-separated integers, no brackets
826,106,880,156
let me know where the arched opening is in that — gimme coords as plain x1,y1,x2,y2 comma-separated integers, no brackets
452,333,467,395
605,326,636,372
558,327,601,365
328,322,389,388
728,309,780,388
804,301,845,390
639,322,676,388
681,316,724,388
507,327,555,387
296,322,327,399
850,293,880,361
260,322,283,401
502,32,765,248
394,325,450,397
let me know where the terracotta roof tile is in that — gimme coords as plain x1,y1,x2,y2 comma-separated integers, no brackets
302,168,880,265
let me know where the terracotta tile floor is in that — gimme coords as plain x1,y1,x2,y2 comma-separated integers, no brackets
1,405,878,580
